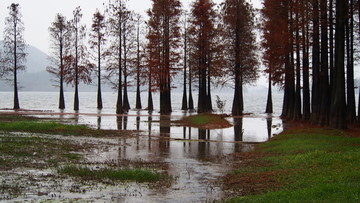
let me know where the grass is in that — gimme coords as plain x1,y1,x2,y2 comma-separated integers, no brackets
0,114,131,137
59,165,165,183
226,128,360,202
0,135,85,170
179,114,232,129
0,120,89,134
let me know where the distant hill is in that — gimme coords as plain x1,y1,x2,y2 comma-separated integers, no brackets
0,43,113,92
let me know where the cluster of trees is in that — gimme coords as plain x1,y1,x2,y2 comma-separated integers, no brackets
0,0,259,116
3,0,359,130
262,0,360,129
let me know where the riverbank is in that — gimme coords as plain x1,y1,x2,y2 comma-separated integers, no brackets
224,125,360,202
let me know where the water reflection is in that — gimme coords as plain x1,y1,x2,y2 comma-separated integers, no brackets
267,116,272,138
97,115,102,130
116,116,123,130
233,117,243,142
159,116,171,154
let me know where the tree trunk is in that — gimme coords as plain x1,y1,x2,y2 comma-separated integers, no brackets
13,22,20,110
329,0,334,94
330,0,347,129
59,44,65,110
123,74,130,112
311,0,320,123
136,21,142,109
188,64,194,110
319,0,330,126
302,3,310,120
207,71,212,112
97,41,103,110
181,23,188,110
74,83,79,111
160,15,172,115
346,0,356,122
294,0,302,121
148,68,154,112
265,72,273,114
59,75,65,110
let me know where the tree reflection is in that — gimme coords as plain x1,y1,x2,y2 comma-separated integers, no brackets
233,117,243,142
159,116,170,153
233,117,243,152
266,117,272,138
116,116,123,130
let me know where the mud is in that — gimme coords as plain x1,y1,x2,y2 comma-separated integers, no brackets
0,111,283,202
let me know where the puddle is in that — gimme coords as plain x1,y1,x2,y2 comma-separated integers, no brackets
0,112,283,202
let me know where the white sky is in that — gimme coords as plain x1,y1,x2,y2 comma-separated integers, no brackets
0,0,262,55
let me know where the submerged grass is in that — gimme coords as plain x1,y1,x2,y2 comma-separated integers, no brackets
59,165,164,183
0,114,131,137
0,120,89,135
226,128,360,202
0,135,85,170
179,114,232,129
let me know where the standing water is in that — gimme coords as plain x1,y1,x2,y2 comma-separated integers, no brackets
0,91,283,202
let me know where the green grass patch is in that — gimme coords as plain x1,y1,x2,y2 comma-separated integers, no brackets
0,121,88,134
179,114,232,129
226,128,360,202
0,135,84,170
59,165,164,182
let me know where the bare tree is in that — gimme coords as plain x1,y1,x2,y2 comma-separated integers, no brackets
2,3,27,110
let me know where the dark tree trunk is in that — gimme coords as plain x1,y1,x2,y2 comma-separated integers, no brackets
188,66,194,110
198,55,207,113
59,44,65,110
319,0,330,126
181,67,188,110
358,0,360,122
123,77,130,112
281,53,295,119
59,75,65,110
329,0,334,93
181,23,188,110
232,64,243,115
116,46,123,114
74,59,79,111
97,42,103,110
346,0,356,122
136,22,142,109
148,69,154,112
123,25,130,112
265,72,273,114
311,0,320,123
294,1,302,121
13,28,20,110
74,83,79,111
74,27,79,111
330,0,347,129
207,71,212,111
136,82,142,109
302,5,310,121
13,67,19,110
160,16,172,115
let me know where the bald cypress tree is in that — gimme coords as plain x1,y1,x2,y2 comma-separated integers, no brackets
47,14,71,110
3,3,27,110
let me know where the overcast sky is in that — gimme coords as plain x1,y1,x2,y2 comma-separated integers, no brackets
0,0,262,55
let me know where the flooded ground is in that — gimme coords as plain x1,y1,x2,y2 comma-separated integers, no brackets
0,110,283,202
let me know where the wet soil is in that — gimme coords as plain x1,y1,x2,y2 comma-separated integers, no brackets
0,111,284,202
